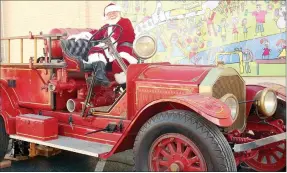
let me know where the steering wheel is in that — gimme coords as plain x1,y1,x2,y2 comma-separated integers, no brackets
87,24,123,51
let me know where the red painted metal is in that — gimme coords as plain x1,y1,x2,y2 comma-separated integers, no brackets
148,133,207,172
49,79,86,93
16,114,58,141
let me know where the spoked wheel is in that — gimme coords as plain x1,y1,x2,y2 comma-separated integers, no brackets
133,110,237,172
244,134,286,171
149,133,207,172
245,99,286,172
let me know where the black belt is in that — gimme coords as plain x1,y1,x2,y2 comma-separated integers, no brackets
119,42,133,48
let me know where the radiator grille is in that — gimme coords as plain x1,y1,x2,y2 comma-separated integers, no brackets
212,75,246,132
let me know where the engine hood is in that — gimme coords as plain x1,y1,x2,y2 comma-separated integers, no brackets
138,64,214,85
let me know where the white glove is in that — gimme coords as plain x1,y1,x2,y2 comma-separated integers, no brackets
75,32,93,42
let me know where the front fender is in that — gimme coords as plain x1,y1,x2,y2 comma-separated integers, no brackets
101,93,234,159
246,82,286,114
0,80,33,134
140,94,234,127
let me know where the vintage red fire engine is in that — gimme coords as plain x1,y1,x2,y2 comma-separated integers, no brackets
0,25,286,172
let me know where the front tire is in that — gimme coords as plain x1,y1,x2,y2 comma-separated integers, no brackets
0,116,9,161
133,110,237,172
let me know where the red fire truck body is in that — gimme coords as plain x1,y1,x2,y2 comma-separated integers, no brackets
0,27,286,172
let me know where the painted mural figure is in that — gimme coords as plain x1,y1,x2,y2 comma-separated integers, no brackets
241,18,250,39
218,18,228,42
155,26,167,52
260,38,271,59
204,8,217,36
276,6,286,32
242,49,253,73
170,33,186,60
252,4,267,36
232,17,239,41
276,39,286,59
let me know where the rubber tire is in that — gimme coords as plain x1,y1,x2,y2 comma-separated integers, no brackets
133,110,237,172
0,117,9,161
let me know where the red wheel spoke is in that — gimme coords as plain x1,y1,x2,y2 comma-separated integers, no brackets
159,160,170,167
160,149,172,159
167,143,176,155
275,146,285,153
183,147,191,157
188,156,199,165
257,154,264,163
266,155,271,164
176,140,182,153
271,153,280,161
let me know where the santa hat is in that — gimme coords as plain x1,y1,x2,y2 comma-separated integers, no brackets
104,3,121,16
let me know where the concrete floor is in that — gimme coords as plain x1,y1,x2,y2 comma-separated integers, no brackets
1,150,257,172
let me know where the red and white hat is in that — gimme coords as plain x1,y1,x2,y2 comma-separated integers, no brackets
104,3,121,16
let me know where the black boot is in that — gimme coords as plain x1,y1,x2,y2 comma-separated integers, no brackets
92,61,110,86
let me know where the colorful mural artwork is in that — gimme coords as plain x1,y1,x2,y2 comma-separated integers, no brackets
114,0,286,76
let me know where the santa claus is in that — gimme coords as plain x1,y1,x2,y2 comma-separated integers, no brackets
68,3,137,85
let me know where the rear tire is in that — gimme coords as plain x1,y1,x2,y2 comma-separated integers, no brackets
0,116,9,161
133,110,237,172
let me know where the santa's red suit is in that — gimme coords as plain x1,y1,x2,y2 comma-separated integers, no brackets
69,3,137,84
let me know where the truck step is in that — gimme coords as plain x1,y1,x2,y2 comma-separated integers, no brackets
9,135,113,158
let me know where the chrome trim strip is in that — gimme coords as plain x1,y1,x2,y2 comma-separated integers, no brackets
233,132,286,152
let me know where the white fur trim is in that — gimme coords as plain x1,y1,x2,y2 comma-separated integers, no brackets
105,4,121,15
114,72,126,84
119,52,137,64
88,53,107,65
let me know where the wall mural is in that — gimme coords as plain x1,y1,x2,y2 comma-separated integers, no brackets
113,0,286,76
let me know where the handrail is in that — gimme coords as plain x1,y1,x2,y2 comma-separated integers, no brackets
1,31,67,63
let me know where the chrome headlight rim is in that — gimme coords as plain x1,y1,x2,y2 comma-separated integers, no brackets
133,34,157,60
256,88,278,117
220,93,239,120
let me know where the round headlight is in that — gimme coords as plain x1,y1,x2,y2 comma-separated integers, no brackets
255,88,277,117
220,94,239,120
133,34,157,59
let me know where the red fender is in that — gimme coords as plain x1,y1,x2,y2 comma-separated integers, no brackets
136,94,234,127
100,93,234,158
0,80,33,134
246,82,286,115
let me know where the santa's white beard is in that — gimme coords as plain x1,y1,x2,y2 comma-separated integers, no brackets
106,16,121,25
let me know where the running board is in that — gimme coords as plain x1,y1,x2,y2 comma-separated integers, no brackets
233,132,286,152
9,135,113,157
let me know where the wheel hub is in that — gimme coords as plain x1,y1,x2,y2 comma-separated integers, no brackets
170,163,180,172
148,133,207,172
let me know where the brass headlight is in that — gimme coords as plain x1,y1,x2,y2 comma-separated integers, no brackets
133,34,157,59
220,94,239,120
255,88,277,117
